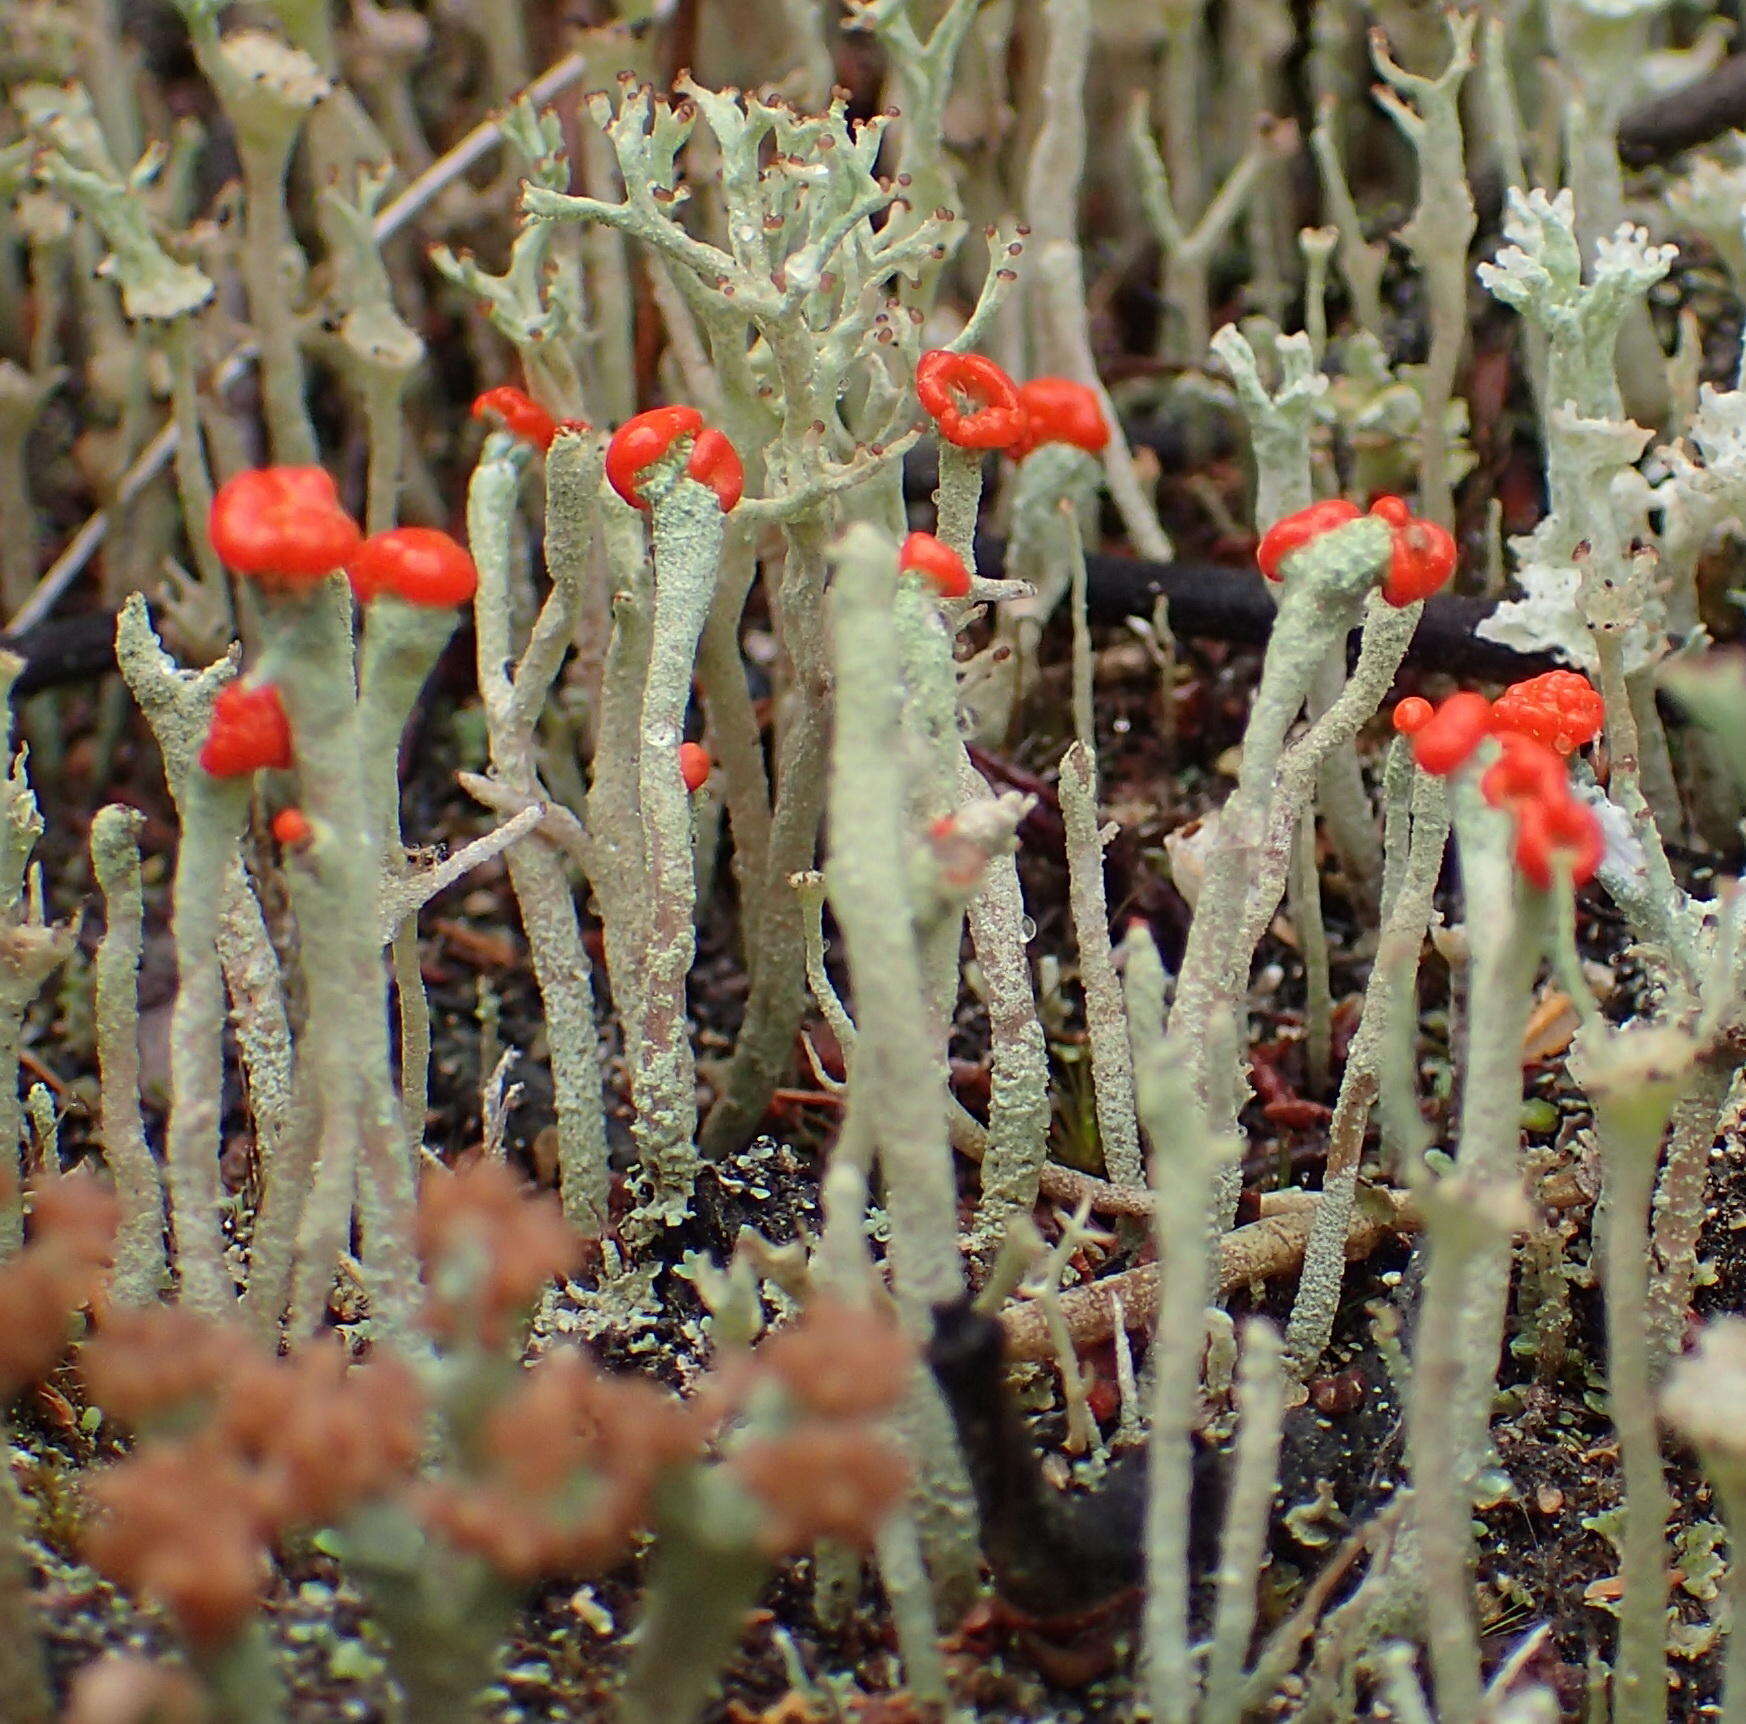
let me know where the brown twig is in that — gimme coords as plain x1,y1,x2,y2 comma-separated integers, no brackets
1618,54,1746,169
998,1187,1417,1362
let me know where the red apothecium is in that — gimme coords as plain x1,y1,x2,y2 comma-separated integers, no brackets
471,387,560,452
1010,377,1109,460
1256,499,1361,582
209,468,361,589
199,684,293,778
347,527,478,608
679,743,711,793
1480,731,1572,811
606,408,742,512
1512,792,1604,890
899,530,971,600
1391,696,1434,736
684,428,744,513
271,807,314,848
1490,670,1605,755
915,350,1026,450
1408,691,1493,776
1368,496,1457,608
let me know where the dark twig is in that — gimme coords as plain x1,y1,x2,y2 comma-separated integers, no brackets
1618,54,1746,169
975,537,1560,681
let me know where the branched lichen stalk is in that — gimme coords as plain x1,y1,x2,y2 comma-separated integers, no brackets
165,770,251,1316
1059,745,1142,1189
1371,14,1477,529
1291,814,1334,1093
1647,1060,1733,1362
826,525,964,1312
1286,772,1448,1373
111,600,296,1323
185,23,326,464
626,473,728,1217
1025,0,1172,561
0,655,66,1256
1409,1171,1523,1724
1165,515,1395,1204
258,581,418,1343
470,432,611,1234
962,759,1051,1254
0,1437,52,1724
1584,1028,1692,1724
1130,924,1236,1724
1201,1318,1287,1724
90,804,166,1305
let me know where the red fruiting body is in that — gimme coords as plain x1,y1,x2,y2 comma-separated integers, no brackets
471,387,560,451
1490,669,1605,755
1368,494,1412,528
1392,696,1433,736
271,807,313,848
1379,516,1458,607
1409,691,1493,776
1255,499,1361,582
684,427,744,513
899,530,972,599
199,684,293,778
347,527,478,608
915,350,1026,450
604,406,705,509
678,742,711,793
1010,377,1109,460
1512,793,1604,891
1480,732,1571,811
209,467,361,588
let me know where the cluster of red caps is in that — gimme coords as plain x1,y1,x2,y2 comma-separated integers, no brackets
196,466,478,800
473,387,744,513
914,351,1110,459
1257,495,1458,609
1395,670,1608,889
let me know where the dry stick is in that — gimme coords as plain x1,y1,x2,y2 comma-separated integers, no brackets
999,1187,1416,1363
90,804,166,1304
11,51,593,635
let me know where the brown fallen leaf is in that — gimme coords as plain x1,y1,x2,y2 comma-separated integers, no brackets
1522,990,1579,1063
